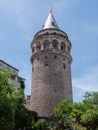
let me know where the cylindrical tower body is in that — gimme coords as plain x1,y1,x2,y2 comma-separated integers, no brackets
30,28,72,117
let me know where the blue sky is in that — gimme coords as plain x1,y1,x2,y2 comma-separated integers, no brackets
0,0,98,102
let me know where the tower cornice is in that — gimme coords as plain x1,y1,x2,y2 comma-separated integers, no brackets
31,49,72,64
33,28,69,41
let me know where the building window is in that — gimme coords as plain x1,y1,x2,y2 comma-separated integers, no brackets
42,25,44,28
52,40,58,49
54,56,57,58
37,57,39,60
38,45,41,50
45,56,47,59
44,43,49,49
55,73,57,76
11,75,16,80
52,22,55,26
39,45,41,50
61,42,66,51
63,63,66,69
27,95,31,100
36,44,41,50
54,89,57,92
43,40,49,49
63,58,65,61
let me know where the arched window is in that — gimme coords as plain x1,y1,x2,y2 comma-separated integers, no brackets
52,40,58,49
43,40,49,49
36,44,41,50
61,42,66,51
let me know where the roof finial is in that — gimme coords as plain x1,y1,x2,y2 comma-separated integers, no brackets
50,4,52,13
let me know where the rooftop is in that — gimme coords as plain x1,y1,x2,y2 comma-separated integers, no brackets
0,59,19,71
42,5,59,29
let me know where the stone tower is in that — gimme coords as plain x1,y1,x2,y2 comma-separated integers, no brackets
30,6,73,118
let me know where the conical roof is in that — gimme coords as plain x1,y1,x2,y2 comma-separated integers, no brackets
42,5,59,29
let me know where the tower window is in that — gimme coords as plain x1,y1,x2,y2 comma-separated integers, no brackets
63,63,66,69
44,44,49,49
55,73,57,76
39,45,41,50
63,58,65,61
43,40,49,49
54,56,57,58
42,25,44,28
54,89,57,92
36,45,41,50
45,56,47,59
52,22,55,26
52,40,58,49
61,42,66,51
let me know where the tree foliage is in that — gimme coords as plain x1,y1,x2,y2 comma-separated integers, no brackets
46,100,73,130
0,67,16,130
0,67,38,130
32,120,45,130
45,92,98,130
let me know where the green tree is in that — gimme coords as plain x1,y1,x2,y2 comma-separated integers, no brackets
0,67,38,130
45,92,98,130
46,100,73,130
81,92,98,130
71,92,98,130
32,120,45,130
0,67,16,130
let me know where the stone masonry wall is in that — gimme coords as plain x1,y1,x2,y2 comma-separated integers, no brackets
30,29,72,117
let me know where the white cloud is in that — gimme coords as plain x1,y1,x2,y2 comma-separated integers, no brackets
73,66,98,91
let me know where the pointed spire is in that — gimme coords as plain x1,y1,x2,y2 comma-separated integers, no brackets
42,5,59,29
